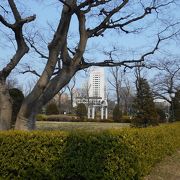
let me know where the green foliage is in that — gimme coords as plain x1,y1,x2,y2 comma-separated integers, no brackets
173,90,180,121
113,104,122,122
76,103,87,120
36,114,48,121
9,88,24,128
0,123,180,179
36,114,77,122
121,115,132,123
133,78,158,127
46,102,59,115
156,108,167,123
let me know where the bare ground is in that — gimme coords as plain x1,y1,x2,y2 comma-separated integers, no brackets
144,150,180,180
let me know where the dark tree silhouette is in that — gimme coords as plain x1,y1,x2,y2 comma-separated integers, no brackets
133,78,158,127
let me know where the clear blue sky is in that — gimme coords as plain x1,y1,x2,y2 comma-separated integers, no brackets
1,1,180,93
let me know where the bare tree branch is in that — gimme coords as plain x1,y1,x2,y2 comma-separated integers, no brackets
0,15,13,28
150,57,180,104
0,5,9,14
25,38,48,59
59,0,72,11
19,66,41,77
79,22,180,70
10,0,179,130
0,0,36,79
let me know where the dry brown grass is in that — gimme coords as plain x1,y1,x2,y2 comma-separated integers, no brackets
36,121,129,131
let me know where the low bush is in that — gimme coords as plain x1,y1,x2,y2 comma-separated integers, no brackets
36,114,78,122
120,115,132,123
0,123,180,179
84,118,115,123
36,114,48,121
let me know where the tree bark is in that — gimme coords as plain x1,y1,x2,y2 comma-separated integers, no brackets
0,80,12,130
0,0,35,130
14,100,41,130
15,67,77,130
14,0,174,130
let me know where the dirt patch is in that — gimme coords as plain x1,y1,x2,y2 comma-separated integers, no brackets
144,150,180,180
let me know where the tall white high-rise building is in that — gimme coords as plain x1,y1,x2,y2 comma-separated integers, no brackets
74,67,108,119
89,68,106,100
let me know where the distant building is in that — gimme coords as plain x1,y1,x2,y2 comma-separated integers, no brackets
89,68,106,100
74,68,108,119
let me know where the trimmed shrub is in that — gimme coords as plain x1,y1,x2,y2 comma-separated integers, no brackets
0,123,180,179
9,88,24,128
76,103,87,120
120,115,132,123
113,104,122,122
36,114,48,121
46,102,59,115
36,114,77,122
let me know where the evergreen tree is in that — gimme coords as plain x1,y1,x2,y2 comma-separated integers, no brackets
76,103,87,120
172,90,180,121
156,107,166,123
133,78,158,127
46,102,59,115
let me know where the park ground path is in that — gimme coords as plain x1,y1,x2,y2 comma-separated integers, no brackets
144,150,180,180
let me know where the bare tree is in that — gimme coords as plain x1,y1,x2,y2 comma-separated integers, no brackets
121,78,133,115
150,58,180,104
108,66,133,114
108,67,123,108
67,77,76,113
134,62,151,116
80,80,91,99
57,87,67,113
2,0,177,130
80,79,92,106
0,0,35,130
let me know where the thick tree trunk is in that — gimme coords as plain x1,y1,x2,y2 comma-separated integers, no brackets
15,67,77,130
15,101,41,130
0,81,12,130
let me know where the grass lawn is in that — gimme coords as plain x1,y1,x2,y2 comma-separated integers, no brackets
36,121,130,131
144,150,180,180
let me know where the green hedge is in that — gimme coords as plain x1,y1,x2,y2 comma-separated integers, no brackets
36,114,78,122
0,123,180,179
